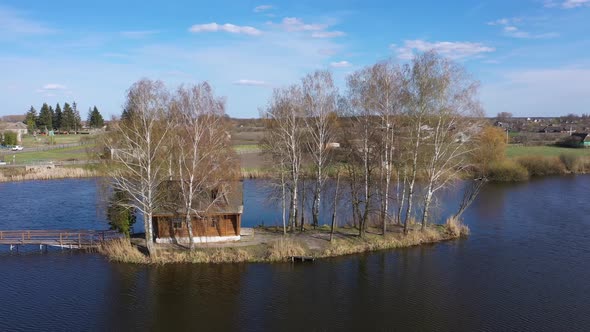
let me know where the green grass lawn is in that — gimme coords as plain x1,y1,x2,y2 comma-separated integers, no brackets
233,144,261,153
1,145,96,164
20,134,94,147
506,145,590,158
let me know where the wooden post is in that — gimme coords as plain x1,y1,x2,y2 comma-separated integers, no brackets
78,233,81,248
60,233,63,247
0,231,3,240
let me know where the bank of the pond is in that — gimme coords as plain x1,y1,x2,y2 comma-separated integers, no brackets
242,154,590,183
98,220,468,264
0,165,98,182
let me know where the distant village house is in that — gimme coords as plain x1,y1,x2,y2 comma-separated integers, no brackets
0,122,28,143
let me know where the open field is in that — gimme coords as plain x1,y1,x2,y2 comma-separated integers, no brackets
506,145,590,158
20,134,95,147
230,129,264,145
233,144,261,153
0,145,95,164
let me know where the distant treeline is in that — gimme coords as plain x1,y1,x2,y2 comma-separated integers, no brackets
24,102,104,132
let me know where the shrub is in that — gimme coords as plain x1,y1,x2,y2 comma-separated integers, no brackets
559,153,580,172
516,156,566,176
472,126,507,172
576,156,590,173
556,135,582,148
445,216,470,237
98,238,148,264
266,238,306,261
2,132,17,146
107,189,136,237
487,159,529,182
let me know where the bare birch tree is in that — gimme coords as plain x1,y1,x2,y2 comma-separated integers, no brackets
106,79,170,255
262,85,304,232
171,83,235,247
362,61,404,234
344,70,381,237
401,54,436,233
302,70,338,228
413,53,483,229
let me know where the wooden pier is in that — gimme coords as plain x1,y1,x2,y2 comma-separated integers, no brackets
0,230,122,249
289,256,316,263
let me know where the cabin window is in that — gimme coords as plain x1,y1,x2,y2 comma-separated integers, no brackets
172,217,183,230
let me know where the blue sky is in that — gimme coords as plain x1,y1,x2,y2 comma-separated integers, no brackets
0,0,589,118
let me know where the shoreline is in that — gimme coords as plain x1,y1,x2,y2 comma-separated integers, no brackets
98,222,469,264
0,165,98,182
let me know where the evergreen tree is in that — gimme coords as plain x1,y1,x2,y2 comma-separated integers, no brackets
72,101,82,132
24,106,38,132
88,106,105,128
62,102,75,132
107,189,136,237
121,107,132,121
37,103,53,132
53,103,62,130
49,105,55,129
87,107,92,126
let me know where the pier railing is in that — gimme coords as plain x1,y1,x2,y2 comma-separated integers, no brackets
0,230,122,248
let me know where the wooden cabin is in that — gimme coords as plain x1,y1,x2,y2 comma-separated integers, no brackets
152,181,243,244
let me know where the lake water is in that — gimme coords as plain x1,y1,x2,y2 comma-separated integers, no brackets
0,176,589,331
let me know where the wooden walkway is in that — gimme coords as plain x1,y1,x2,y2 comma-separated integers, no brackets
0,230,122,249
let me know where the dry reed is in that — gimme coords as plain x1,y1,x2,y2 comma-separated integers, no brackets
445,216,470,237
97,238,148,264
0,167,97,182
266,238,306,261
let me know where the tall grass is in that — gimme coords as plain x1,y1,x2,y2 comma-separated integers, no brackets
97,238,148,264
487,159,529,182
0,167,97,182
559,153,580,172
445,216,470,237
576,156,590,173
153,248,254,264
516,156,566,176
266,238,306,261
98,227,464,264
240,168,270,179
321,226,454,258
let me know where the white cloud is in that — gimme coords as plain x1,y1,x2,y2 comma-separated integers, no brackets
393,40,495,60
41,83,67,91
561,0,590,8
0,6,57,36
233,79,269,86
254,5,273,13
330,61,351,68
269,17,347,39
36,83,70,95
504,26,518,32
487,17,559,39
503,26,559,39
278,17,327,32
312,31,346,38
487,18,512,26
120,30,159,38
189,23,262,36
